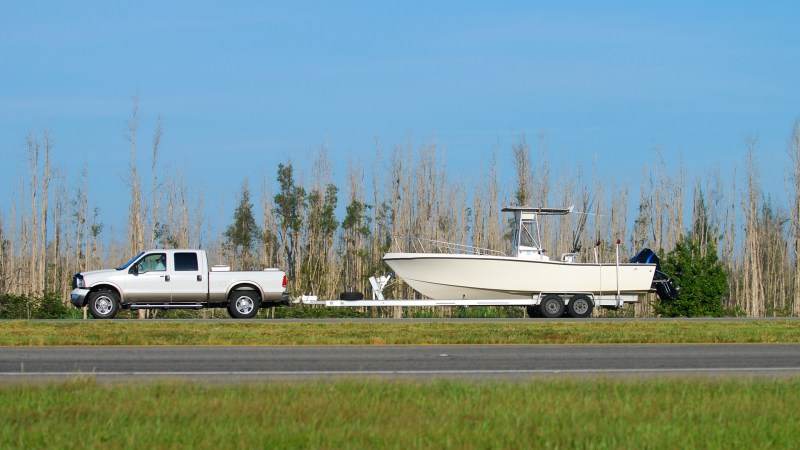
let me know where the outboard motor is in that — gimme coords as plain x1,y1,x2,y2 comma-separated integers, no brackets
630,248,681,301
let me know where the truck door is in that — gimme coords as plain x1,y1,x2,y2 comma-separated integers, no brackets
170,251,207,302
125,252,170,303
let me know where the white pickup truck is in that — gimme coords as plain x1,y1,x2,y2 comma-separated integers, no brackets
70,249,289,319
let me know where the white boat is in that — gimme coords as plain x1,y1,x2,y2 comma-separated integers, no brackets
383,206,676,315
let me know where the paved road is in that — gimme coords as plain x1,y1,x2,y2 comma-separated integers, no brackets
2,344,800,381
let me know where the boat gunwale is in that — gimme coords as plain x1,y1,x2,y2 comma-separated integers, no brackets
382,252,658,268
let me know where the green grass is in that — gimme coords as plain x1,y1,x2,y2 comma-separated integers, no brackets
1,378,799,449
0,320,798,346
3,322,798,448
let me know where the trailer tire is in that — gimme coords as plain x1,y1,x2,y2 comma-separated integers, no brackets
88,288,120,319
339,291,364,301
539,294,565,318
567,294,594,319
228,290,260,319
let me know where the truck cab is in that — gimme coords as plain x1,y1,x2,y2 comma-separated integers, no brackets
123,250,209,303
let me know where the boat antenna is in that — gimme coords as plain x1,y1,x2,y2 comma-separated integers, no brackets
571,195,594,253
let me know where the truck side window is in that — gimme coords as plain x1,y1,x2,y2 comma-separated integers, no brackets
138,253,167,273
175,252,199,271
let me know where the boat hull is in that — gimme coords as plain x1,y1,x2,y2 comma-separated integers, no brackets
383,253,656,300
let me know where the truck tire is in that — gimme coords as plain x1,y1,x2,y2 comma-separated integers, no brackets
539,294,565,318
567,294,593,319
228,291,260,319
88,288,120,319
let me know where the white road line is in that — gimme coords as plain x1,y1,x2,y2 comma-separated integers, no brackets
2,367,800,376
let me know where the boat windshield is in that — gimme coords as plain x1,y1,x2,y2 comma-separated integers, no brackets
116,252,145,270
519,220,539,248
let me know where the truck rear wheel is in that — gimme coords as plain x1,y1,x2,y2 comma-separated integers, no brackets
88,288,120,319
228,291,260,319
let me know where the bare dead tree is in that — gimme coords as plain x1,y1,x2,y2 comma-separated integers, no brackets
50,170,66,295
532,133,551,207
512,135,531,206
9,191,18,294
788,120,800,316
176,170,190,248
260,175,280,270
124,96,146,318
126,96,144,255
148,117,163,248
485,151,504,254
25,133,39,295
38,132,51,294
301,145,338,298
0,213,6,293
723,165,740,312
192,183,205,249
742,138,764,316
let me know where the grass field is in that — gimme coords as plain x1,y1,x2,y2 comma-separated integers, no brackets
0,319,798,346
1,378,799,449
3,320,798,448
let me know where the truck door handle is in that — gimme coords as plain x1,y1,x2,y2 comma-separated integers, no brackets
161,275,170,282
197,275,203,282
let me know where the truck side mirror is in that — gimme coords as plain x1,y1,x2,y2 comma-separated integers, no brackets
130,264,139,275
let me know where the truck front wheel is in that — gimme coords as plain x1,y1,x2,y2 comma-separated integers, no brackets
88,289,120,319
228,291,260,319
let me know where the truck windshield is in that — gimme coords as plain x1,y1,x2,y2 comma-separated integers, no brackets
116,252,145,270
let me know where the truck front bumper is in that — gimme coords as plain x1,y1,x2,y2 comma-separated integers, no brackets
70,289,90,308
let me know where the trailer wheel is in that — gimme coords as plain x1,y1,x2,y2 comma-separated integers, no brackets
88,288,120,319
567,294,594,319
539,294,565,318
526,305,542,318
228,290,260,319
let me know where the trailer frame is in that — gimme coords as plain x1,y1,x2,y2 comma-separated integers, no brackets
297,274,643,317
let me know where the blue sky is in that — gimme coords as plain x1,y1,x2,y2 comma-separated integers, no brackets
1,2,799,235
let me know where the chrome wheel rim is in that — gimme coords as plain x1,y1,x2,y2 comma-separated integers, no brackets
94,295,113,315
235,296,254,314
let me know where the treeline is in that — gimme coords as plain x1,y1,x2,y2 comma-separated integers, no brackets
2,101,800,317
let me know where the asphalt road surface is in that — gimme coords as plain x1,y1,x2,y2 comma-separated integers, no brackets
2,344,800,381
